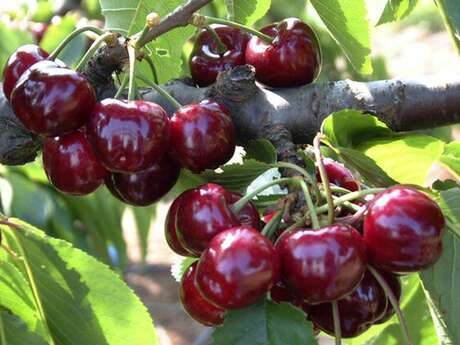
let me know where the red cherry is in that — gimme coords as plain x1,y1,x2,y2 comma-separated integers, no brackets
308,270,387,338
317,158,360,192
228,192,261,230
180,262,225,326
276,224,367,304
374,272,401,324
11,60,95,136
3,44,49,100
164,191,197,257
43,131,107,195
196,226,280,309
30,22,49,43
270,280,311,314
87,98,170,173
190,25,250,86
105,155,180,206
245,18,321,87
175,183,239,255
364,186,445,274
169,100,236,173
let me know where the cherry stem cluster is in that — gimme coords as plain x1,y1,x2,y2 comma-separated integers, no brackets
261,210,283,238
75,32,115,72
48,26,105,60
314,134,335,225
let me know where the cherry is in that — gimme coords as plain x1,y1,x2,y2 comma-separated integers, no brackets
11,60,95,136
196,226,279,309
87,98,170,173
374,272,401,324
43,130,107,195
270,280,311,314
308,270,387,338
190,25,250,86
3,44,49,100
175,183,239,255
228,192,261,230
164,191,196,257
245,18,321,87
317,158,360,192
276,224,367,304
105,155,180,206
364,186,445,274
169,100,236,173
180,262,225,326
30,22,49,43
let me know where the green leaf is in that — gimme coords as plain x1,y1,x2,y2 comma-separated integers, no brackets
377,0,420,25
201,159,272,193
310,0,373,74
244,139,277,164
0,311,48,345
0,22,33,77
100,0,194,83
440,0,460,54
2,219,158,345
211,300,317,345
130,205,156,264
225,0,271,25
170,257,199,283
439,141,460,180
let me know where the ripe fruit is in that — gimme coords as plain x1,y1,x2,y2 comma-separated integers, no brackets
196,226,279,309
228,192,261,230
364,186,445,274
374,272,401,324
245,17,321,87
270,280,310,314
3,44,49,100
11,60,95,136
190,25,250,86
317,158,360,192
43,131,107,195
87,99,170,173
106,155,180,206
276,224,367,304
175,183,239,255
180,262,225,326
308,271,387,338
169,100,235,173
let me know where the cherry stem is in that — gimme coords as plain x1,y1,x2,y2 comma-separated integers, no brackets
314,134,335,225
136,74,182,110
273,161,320,201
203,24,228,55
368,266,413,345
231,177,294,215
316,188,385,214
133,13,161,49
48,26,105,60
298,179,320,229
75,32,115,72
127,45,137,101
261,210,283,238
284,218,306,233
143,55,159,84
332,301,342,345
114,74,129,99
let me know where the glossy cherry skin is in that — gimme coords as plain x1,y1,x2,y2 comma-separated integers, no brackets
164,191,196,257
374,272,401,324
309,271,387,338
43,131,107,195
11,60,95,136
245,18,321,87
176,183,239,255
317,158,360,192
276,224,367,304
364,186,445,274
87,98,170,173
228,192,261,230
196,226,280,309
180,262,226,326
190,25,250,86
169,100,236,173
270,280,311,314
3,44,49,100
105,155,180,206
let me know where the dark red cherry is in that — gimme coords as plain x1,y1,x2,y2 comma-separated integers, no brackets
309,270,387,338
11,60,95,136
87,98,170,173
106,155,180,206
364,186,445,274
228,192,261,230
180,262,225,326
176,183,239,255
374,272,401,324
164,191,197,257
190,25,250,86
196,226,280,309
169,100,235,173
43,131,107,195
30,22,49,43
245,18,321,87
3,44,49,100
317,158,360,192
270,280,311,314
276,224,367,304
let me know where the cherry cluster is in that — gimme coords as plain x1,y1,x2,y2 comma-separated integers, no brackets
172,159,445,339
3,45,236,205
